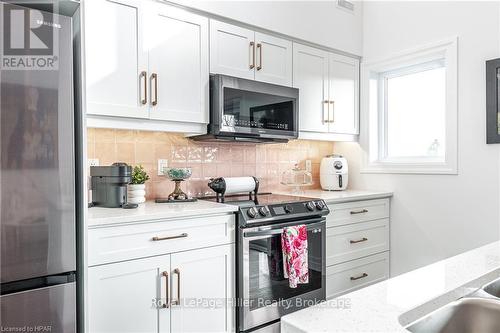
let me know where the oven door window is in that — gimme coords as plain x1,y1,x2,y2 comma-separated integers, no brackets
222,87,295,133
248,228,322,310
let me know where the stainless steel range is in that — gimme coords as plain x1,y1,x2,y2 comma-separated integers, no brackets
203,179,329,333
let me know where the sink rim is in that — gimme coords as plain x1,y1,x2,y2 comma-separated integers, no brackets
405,297,500,332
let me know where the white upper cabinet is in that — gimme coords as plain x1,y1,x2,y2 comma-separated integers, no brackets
170,246,234,333
210,20,293,86
85,0,149,119
328,53,359,135
293,42,360,140
254,32,293,86
209,20,255,80
148,5,209,124
293,43,330,133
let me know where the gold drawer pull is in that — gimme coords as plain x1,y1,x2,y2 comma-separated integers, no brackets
350,273,368,281
152,233,188,242
350,209,368,215
350,237,368,244
162,271,169,308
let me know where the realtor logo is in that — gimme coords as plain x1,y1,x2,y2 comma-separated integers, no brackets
1,3,59,70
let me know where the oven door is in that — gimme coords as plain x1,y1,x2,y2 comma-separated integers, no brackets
211,74,299,140
238,218,326,332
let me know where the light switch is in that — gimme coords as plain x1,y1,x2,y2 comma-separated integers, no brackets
158,159,168,176
305,160,312,172
88,158,99,168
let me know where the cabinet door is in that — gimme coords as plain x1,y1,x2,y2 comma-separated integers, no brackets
170,245,234,333
88,255,170,333
149,5,209,124
210,20,255,80
85,0,149,118
293,43,330,133
254,32,292,86
328,53,360,135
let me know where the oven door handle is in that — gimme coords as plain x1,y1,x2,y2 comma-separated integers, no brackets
243,219,324,238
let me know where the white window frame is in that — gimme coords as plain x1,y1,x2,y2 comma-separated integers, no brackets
360,37,458,174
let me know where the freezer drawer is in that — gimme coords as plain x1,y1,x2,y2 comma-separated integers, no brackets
0,282,76,332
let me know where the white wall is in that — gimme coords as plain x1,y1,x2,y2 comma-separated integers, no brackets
170,0,363,55
336,1,500,276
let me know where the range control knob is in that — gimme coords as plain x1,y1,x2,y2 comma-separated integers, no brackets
284,205,293,214
315,201,326,210
247,207,258,218
305,201,315,211
259,206,270,217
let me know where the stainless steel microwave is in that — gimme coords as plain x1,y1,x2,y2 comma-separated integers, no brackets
192,74,299,143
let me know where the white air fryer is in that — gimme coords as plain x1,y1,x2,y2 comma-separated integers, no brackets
320,154,348,191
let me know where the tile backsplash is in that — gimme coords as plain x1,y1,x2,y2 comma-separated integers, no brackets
87,128,334,199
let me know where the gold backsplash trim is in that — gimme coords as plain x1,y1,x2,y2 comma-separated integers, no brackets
87,128,334,199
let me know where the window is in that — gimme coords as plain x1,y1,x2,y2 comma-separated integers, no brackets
361,38,458,174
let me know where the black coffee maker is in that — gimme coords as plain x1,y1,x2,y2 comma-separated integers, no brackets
90,163,137,208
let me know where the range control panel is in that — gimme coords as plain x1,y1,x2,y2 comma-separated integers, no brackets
240,200,329,226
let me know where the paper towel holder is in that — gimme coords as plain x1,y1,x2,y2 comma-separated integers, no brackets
208,176,260,203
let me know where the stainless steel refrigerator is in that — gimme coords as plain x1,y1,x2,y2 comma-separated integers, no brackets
0,2,77,332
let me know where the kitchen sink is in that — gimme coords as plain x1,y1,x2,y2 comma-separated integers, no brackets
406,298,500,333
483,277,500,298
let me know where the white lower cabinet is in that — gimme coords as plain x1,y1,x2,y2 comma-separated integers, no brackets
88,254,169,333
325,198,391,299
170,246,234,333
88,223,235,333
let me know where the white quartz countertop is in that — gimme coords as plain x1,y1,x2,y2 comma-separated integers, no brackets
281,241,500,333
276,189,393,203
88,200,238,227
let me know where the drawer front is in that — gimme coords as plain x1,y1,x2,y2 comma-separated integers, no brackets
326,218,389,265
327,199,390,227
326,252,389,299
88,214,235,266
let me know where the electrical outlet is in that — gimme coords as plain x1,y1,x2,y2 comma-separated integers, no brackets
157,159,168,176
305,160,312,172
88,158,99,168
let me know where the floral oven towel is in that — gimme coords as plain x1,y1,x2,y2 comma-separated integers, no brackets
281,225,309,288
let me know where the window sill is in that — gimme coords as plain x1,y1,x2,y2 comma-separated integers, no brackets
361,162,458,175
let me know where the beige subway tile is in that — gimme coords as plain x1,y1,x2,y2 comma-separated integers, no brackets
115,130,136,143
116,143,135,165
230,163,244,177
94,128,116,143
95,142,117,166
244,148,256,164
86,128,96,143
135,143,155,163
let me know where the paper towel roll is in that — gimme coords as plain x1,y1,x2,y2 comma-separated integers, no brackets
224,177,257,194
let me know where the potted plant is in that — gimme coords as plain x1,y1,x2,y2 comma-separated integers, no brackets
127,165,150,204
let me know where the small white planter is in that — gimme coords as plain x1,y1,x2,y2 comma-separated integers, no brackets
127,184,146,204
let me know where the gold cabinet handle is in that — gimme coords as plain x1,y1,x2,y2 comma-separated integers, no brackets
172,268,181,305
349,237,368,244
140,71,147,105
350,273,368,281
151,73,158,106
329,100,335,123
249,42,255,69
152,233,188,242
350,209,368,215
162,271,169,308
256,43,262,70
323,100,329,124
